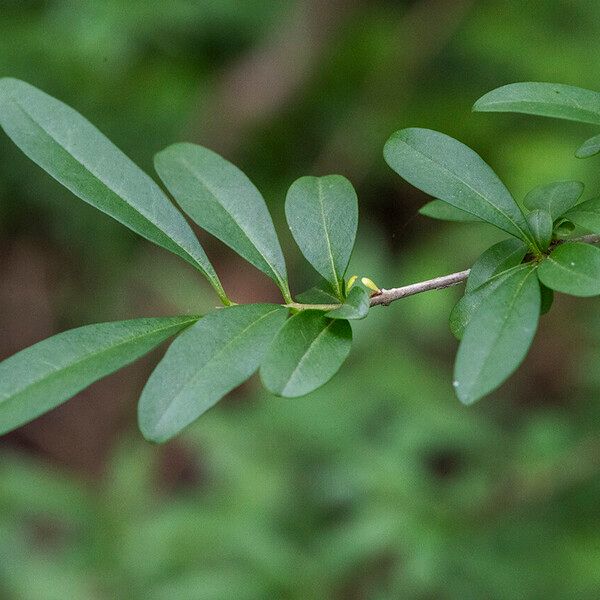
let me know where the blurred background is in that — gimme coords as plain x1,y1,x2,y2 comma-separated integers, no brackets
1,1,600,598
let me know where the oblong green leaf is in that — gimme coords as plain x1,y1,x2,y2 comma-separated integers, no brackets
576,134,600,159
466,238,528,293
419,200,483,222
0,78,227,302
154,143,289,300
473,82,600,125
563,196,600,233
260,311,352,397
0,316,197,436
139,304,287,442
454,265,540,405
451,264,530,339
526,209,553,252
285,175,358,299
384,128,533,243
326,285,370,320
538,242,600,297
523,180,584,219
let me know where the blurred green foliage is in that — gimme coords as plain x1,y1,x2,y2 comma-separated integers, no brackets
1,1,600,598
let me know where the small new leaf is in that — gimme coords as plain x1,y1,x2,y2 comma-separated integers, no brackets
538,242,600,297
0,316,197,437
474,82,600,125
139,304,287,443
454,265,540,405
384,128,533,243
260,311,352,397
523,181,584,220
326,285,370,320
285,175,358,299
155,143,290,301
563,197,600,234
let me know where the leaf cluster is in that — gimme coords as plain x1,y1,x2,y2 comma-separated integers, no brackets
1,79,600,440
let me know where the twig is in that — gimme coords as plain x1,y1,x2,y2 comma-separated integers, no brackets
369,233,600,308
370,269,471,307
282,234,600,311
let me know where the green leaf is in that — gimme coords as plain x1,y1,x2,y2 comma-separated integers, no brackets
260,311,352,397
538,242,600,297
523,180,584,219
540,284,554,315
451,265,530,339
453,265,540,405
473,82,600,125
285,175,358,299
419,200,483,222
0,78,227,303
563,197,600,233
0,316,197,436
553,219,576,238
154,143,290,300
384,128,533,243
326,285,370,320
576,133,600,159
138,304,287,442
466,238,528,293
526,209,553,252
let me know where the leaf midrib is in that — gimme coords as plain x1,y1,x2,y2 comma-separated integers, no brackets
316,178,343,298
152,308,282,433
281,319,336,396
8,99,208,275
468,268,537,394
545,255,598,285
399,136,532,243
0,317,197,409
178,155,287,290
